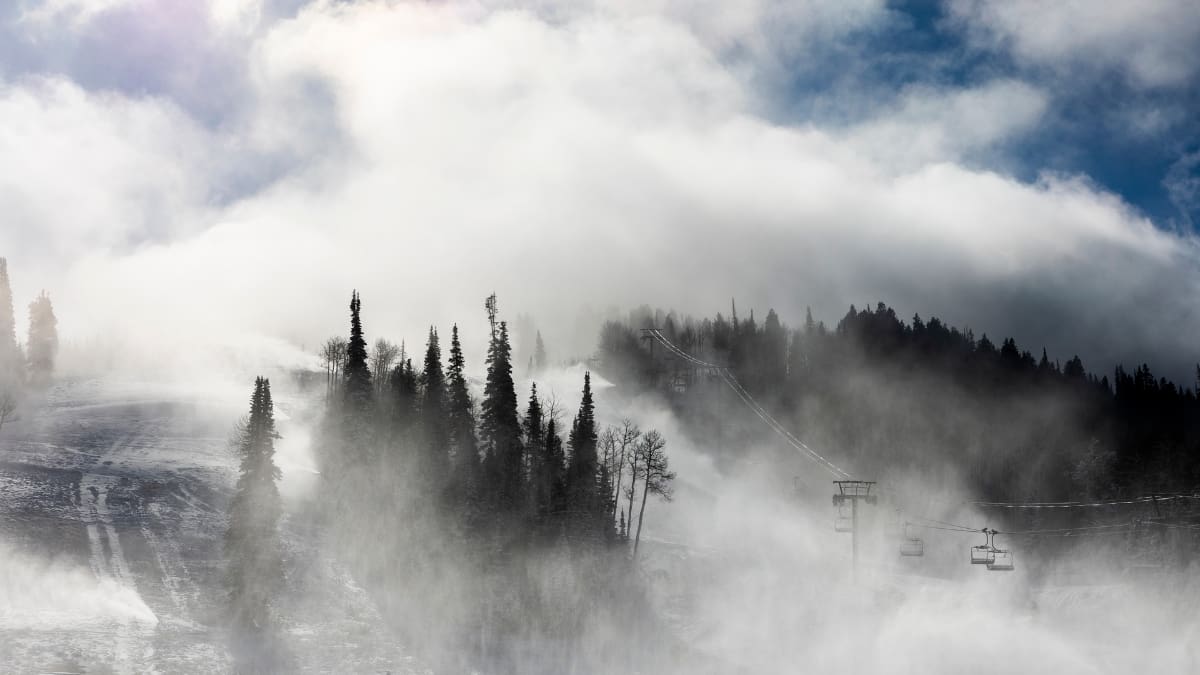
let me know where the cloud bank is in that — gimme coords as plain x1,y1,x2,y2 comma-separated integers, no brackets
0,0,1197,381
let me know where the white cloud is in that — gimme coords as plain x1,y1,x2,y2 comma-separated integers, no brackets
0,77,214,262
948,0,1200,88
209,0,262,35
19,0,137,27
0,0,1197,382
844,79,1048,169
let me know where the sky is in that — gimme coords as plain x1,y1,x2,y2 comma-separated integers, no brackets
0,0,1198,383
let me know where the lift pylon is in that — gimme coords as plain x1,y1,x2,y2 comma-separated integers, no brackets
832,480,877,583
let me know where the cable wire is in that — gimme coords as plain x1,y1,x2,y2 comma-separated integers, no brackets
647,329,851,479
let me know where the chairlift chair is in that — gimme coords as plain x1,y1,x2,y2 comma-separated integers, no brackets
900,523,924,557
970,529,996,565
985,532,1015,571
987,549,1014,571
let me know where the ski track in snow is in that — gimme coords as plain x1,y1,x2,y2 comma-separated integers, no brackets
3,379,423,673
79,471,155,673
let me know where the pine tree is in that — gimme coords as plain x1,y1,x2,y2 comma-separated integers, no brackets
391,358,420,436
421,327,449,486
343,291,372,419
534,331,547,372
26,291,57,386
0,258,18,381
481,320,523,512
225,377,284,638
336,291,375,476
545,417,566,514
446,324,478,484
762,308,786,391
524,384,546,515
566,372,602,536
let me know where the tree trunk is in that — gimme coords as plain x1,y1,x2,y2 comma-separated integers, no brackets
613,445,625,511
625,474,637,541
633,476,651,555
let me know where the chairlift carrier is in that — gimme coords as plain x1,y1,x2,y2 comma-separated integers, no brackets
970,529,996,565
900,522,924,557
986,532,1015,571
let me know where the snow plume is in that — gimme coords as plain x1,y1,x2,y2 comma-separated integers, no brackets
0,540,157,629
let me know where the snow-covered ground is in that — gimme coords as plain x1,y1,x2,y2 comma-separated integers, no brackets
4,373,1199,674
0,377,419,674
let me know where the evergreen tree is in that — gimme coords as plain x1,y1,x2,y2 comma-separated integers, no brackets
524,384,546,515
566,372,602,536
421,327,449,485
390,358,420,437
26,291,57,386
0,258,18,381
343,291,372,419
225,377,284,639
481,320,523,512
534,331,547,372
446,324,478,482
762,308,786,391
545,417,567,514
336,291,375,476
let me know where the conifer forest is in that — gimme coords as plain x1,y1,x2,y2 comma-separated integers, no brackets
3,1,1200,673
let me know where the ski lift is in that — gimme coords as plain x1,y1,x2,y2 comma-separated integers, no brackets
970,529,995,565
988,548,1015,571
987,532,1014,571
900,523,924,557
834,504,853,533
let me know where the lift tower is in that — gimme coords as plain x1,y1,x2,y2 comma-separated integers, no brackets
833,480,877,583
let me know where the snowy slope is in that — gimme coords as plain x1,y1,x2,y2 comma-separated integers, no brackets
0,377,420,674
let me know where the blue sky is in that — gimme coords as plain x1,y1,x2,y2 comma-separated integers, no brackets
757,0,1200,232
0,0,1197,382
2,1,1196,230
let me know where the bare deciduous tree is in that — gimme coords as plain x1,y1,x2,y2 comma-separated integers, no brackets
633,429,674,555
604,419,641,526
320,336,348,401
622,436,643,542
370,339,400,397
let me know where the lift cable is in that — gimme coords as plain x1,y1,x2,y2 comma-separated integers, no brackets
970,493,1200,509
646,329,851,479
642,329,1199,558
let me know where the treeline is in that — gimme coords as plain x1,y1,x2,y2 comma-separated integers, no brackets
310,292,675,673
599,301,1200,500
0,257,59,431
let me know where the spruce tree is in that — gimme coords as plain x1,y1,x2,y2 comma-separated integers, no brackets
534,331,547,372
481,320,523,512
25,291,57,386
421,327,449,486
566,372,600,534
0,259,17,376
524,384,545,515
225,377,283,639
0,259,20,398
343,291,372,418
545,417,566,514
446,324,478,481
391,358,420,436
